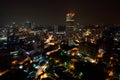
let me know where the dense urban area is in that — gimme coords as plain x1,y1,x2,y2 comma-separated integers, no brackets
0,13,120,80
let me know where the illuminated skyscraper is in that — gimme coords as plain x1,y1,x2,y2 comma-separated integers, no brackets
66,12,75,36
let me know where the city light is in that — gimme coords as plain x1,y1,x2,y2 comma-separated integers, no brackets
0,4,119,80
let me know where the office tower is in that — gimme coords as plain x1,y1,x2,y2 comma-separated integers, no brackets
25,21,31,28
66,12,75,36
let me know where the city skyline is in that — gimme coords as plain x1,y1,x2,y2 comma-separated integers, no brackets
0,0,120,25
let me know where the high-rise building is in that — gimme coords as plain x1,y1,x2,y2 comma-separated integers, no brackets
25,21,32,28
54,25,58,32
66,12,75,36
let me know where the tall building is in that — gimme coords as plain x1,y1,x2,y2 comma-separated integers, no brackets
54,25,58,32
54,25,66,35
25,21,32,28
66,12,75,36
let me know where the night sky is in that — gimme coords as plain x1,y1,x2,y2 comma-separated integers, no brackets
0,0,120,25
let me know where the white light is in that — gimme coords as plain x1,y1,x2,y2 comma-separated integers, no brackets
77,53,82,57
19,65,23,69
117,48,120,50
79,29,82,31
23,70,28,72
25,52,30,55
28,41,30,44
46,61,49,64
33,40,35,43
35,66,40,69
114,38,118,41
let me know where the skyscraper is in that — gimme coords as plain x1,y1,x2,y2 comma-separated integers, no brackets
25,21,32,28
66,12,75,37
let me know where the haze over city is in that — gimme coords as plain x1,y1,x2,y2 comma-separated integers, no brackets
0,0,120,25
